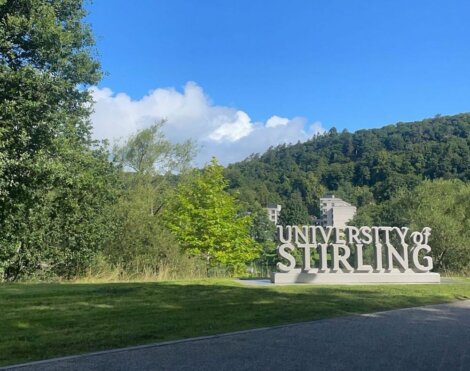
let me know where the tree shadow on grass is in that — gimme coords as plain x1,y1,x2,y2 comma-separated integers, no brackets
1,281,470,366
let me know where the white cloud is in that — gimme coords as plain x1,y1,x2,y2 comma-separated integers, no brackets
90,82,327,166
208,111,253,142
266,115,289,128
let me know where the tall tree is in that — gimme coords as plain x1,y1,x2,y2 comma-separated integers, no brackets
278,191,311,226
106,123,196,275
0,0,116,279
393,180,470,272
113,121,195,176
165,158,261,273
248,204,277,270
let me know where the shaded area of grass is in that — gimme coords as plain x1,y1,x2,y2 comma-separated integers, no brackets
1,279,470,366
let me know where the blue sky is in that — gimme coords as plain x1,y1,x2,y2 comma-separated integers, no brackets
87,0,470,165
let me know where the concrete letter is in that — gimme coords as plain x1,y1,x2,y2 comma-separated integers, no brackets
411,231,424,245
372,227,381,246
277,243,296,272
318,243,329,271
374,242,383,271
355,244,372,272
334,227,346,244
422,227,432,245
297,244,313,270
387,243,409,271
346,226,361,244
412,244,433,272
278,225,293,244
394,227,409,246
360,227,373,244
293,226,310,244
318,226,334,244
332,244,353,272
309,226,319,244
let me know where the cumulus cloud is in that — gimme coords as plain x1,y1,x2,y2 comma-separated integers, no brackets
208,111,253,142
266,115,289,128
90,82,326,166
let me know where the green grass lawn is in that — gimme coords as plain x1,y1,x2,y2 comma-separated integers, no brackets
1,279,470,366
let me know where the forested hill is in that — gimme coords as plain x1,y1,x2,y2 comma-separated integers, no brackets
225,113,470,217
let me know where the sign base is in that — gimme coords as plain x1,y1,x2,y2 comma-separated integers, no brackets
271,270,441,284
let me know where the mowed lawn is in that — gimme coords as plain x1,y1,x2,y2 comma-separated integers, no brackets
1,279,470,366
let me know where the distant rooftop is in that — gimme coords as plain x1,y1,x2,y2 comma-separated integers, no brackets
320,195,355,207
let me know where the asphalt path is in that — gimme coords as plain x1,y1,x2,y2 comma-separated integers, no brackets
5,300,470,371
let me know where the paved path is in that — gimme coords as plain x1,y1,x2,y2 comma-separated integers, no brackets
5,300,470,371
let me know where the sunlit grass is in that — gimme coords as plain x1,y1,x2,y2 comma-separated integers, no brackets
1,278,470,366
455,277,470,282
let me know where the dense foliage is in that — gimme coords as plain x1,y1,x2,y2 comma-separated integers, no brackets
104,123,200,278
353,179,470,272
165,158,261,273
225,114,470,222
0,0,117,280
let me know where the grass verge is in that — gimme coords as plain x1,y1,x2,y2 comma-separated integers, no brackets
1,279,470,366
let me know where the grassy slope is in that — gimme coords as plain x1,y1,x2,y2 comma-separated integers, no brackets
1,279,470,366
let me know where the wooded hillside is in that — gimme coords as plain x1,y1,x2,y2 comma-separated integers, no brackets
225,114,470,217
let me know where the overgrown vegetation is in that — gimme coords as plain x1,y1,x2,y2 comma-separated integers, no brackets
353,179,470,272
104,121,198,278
0,1,262,281
0,0,117,280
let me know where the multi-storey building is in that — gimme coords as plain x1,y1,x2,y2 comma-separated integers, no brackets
319,195,356,228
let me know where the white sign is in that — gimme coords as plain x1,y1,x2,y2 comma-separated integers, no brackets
271,226,440,284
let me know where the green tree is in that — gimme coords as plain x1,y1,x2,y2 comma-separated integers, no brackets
353,179,470,272
278,192,310,226
0,0,116,279
113,121,195,176
107,123,196,275
240,203,277,269
336,183,374,208
396,180,470,272
165,158,261,273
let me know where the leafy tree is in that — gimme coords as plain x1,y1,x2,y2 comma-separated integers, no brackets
336,183,374,207
165,158,261,273
352,179,470,272
0,0,116,279
248,204,277,269
278,191,311,226
107,123,196,275
113,121,195,176
394,180,470,272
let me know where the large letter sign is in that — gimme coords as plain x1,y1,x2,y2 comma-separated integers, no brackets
271,226,440,284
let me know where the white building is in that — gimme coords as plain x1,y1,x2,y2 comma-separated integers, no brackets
266,204,282,224
319,195,356,228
